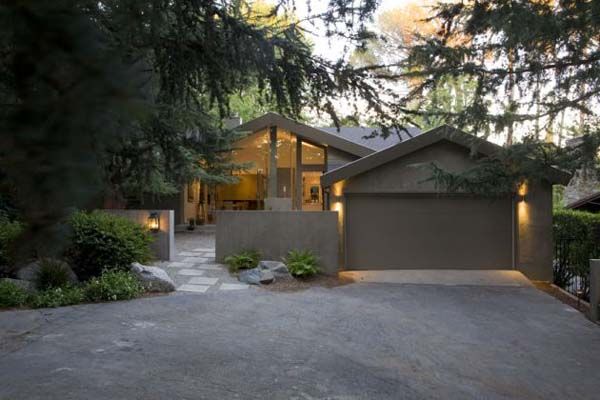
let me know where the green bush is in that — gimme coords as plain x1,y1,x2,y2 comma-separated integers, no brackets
0,220,24,271
35,259,72,290
68,211,153,280
224,249,260,273
29,286,85,309
84,270,142,302
284,250,320,277
553,210,600,290
0,280,28,308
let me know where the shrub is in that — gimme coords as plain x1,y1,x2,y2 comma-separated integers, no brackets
224,250,261,273
84,270,142,302
553,210,600,294
35,259,72,290
0,280,28,308
284,250,320,277
29,286,85,309
68,211,153,280
0,220,24,272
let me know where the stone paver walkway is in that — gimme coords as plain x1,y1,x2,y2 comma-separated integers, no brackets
154,230,251,294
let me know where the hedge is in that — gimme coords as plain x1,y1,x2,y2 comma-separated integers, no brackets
553,209,600,290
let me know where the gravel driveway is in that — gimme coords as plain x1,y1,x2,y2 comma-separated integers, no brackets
1,282,599,399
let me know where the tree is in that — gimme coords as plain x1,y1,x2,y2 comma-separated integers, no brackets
350,1,477,131
0,0,380,255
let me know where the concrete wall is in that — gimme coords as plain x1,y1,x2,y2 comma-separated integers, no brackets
103,209,175,261
216,211,339,275
517,181,554,281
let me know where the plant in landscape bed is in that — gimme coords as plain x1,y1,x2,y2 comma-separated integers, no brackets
30,286,85,309
35,259,73,290
84,270,143,302
0,219,24,276
68,211,153,280
284,250,319,277
553,210,600,299
0,280,28,308
224,250,261,273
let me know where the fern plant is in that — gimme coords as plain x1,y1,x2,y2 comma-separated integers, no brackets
284,250,319,277
224,250,260,273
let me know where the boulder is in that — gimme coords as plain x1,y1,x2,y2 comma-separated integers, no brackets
259,260,291,278
0,278,36,293
238,267,275,285
130,262,176,293
16,260,78,284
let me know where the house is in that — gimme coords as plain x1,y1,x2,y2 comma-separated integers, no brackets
160,112,421,227
566,191,600,212
154,112,569,281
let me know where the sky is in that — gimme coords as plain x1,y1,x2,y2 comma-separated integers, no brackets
294,0,415,61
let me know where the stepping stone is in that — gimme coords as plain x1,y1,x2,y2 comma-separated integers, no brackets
196,264,224,270
201,252,216,258
167,262,194,268
219,283,249,291
178,251,202,257
177,269,205,276
193,248,214,252
188,277,219,285
178,284,210,293
182,257,208,263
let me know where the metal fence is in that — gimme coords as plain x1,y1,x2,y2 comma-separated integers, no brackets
553,237,594,301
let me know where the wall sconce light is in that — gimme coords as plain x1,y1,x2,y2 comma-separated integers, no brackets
517,181,527,202
147,212,160,232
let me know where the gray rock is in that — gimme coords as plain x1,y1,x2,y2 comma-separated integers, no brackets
0,278,36,293
238,267,275,285
16,260,78,284
130,262,176,292
259,260,290,277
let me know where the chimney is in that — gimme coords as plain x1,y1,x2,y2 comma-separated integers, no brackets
223,115,242,129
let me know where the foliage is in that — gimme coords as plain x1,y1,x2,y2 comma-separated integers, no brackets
397,0,600,137
84,270,142,302
35,259,73,290
0,0,384,259
224,250,261,273
553,210,600,295
68,211,153,280
0,220,24,273
0,280,29,308
29,286,85,309
283,250,320,277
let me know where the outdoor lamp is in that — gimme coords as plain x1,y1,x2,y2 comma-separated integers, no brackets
148,212,160,232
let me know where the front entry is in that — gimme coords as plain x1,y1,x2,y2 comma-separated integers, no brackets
345,195,514,270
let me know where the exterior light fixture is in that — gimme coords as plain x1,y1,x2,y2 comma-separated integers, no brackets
517,181,528,202
147,212,160,232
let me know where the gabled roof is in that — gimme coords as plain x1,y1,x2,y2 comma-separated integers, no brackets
566,191,600,211
318,126,422,151
235,112,374,157
321,125,572,187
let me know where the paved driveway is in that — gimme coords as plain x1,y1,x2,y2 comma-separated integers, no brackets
1,283,599,399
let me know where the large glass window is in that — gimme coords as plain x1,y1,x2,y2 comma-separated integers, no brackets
276,129,296,198
301,141,325,165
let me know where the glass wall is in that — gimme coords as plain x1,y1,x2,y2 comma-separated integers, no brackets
217,127,325,210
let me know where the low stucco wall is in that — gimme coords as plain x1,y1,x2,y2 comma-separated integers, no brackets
103,209,175,261
216,211,339,275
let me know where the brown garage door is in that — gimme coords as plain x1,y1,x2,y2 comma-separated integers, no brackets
345,195,514,270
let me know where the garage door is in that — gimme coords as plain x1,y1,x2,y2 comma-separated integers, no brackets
345,195,514,270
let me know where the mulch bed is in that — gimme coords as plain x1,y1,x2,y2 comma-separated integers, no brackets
259,274,354,292
532,281,590,316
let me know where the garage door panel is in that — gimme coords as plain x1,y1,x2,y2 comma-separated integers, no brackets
345,195,513,270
